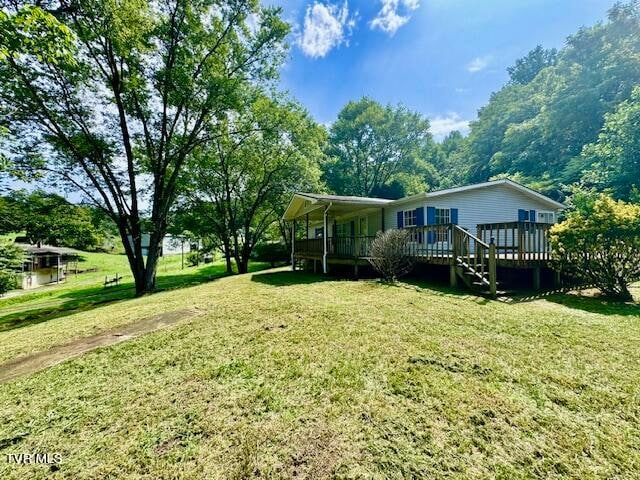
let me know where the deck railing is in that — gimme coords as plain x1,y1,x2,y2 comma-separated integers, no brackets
294,221,553,266
294,236,377,258
476,221,552,263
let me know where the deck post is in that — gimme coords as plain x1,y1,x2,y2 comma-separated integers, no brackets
322,205,329,274
450,226,458,288
291,221,296,271
488,241,497,297
449,265,458,288
533,267,541,291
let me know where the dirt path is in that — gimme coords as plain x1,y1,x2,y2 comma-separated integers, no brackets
0,308,199,384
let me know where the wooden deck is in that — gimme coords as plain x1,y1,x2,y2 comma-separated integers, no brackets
293,222,557,296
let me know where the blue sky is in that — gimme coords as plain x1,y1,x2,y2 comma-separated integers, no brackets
270,0,616,139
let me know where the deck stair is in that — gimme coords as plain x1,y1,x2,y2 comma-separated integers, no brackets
452,226,498,297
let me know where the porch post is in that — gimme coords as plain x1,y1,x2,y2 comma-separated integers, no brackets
291,221,296,271
322,205,329,274
381,208,385,232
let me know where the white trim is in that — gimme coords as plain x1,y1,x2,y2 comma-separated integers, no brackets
536,210,556,224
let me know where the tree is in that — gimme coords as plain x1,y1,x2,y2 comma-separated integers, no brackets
182,93,324,274
507,45,557,85
0,241,24,295
460,2,640,198
0,1,289,294
0,190,105,250
550,192,640,301
323,97,438,199
368,229,415,282
580,85,640,200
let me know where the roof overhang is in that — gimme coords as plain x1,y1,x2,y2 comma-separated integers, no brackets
282,193,391,221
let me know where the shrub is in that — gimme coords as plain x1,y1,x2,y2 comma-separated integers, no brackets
550,193,640,301
368,229,415,282
0,241,23,295
253,242,289,267
0,269,16,296
186,251,203,267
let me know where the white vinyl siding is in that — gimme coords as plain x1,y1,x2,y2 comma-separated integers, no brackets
386,183,561,234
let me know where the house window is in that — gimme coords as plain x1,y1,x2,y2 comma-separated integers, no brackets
314,227,324,238
537,211,555,224
435,208,450,242
335,223,349,237
403,210,417,227
435,208,450,225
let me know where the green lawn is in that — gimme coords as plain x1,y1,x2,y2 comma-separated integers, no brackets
0,251,270,335
0,270,639,479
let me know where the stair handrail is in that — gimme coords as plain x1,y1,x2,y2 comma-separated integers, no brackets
452,225,490,249
452,225,497,297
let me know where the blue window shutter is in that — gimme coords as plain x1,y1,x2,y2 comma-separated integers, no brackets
426,206,436,244
518,209,528,222
529,210,536,223
451,208,459,225
426,207,436,224
397,211,404,228
416,207,425,226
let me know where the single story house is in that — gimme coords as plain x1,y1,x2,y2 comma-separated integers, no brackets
16,244,80,290
283,179,566,295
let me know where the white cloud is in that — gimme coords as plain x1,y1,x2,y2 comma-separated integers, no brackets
370,0,420,36
298,2,356,58
429,113,471,141
467,55,492,73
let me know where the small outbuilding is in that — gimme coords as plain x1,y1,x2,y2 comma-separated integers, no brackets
16,244,79,289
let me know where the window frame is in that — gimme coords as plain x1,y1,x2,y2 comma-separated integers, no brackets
403,209,417,228
536,211,555,224
434,207,451,243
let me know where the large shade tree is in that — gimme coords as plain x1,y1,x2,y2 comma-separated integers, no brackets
0,0,289,294
180,92,325,274
323,97,438,199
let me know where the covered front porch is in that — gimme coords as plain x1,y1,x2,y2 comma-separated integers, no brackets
283,193,392,273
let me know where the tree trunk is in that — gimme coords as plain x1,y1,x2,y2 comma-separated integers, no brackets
222,239,234,274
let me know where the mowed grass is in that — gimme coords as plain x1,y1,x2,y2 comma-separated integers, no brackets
0,252,270,334
0,270,639,479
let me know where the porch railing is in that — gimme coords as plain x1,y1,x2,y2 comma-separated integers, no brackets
294,221,553,265
476,221,552,263
294,236,377,258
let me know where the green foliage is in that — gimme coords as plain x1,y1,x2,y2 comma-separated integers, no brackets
182,91,325,273
459,2,640,199
507,45,558,85
0,240,23,295
580,85,640,199
186,251,202,267
323,97,438,198
0,0,290,294
252,242,288,267
0,269,15,295
550,192,640,301
0,191,108,250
